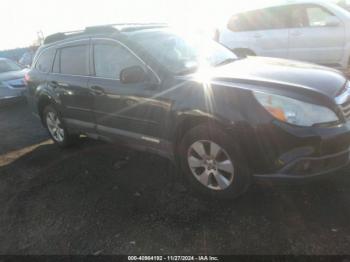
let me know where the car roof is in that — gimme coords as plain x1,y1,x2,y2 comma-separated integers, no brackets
231,0,339,13
122,27,171,37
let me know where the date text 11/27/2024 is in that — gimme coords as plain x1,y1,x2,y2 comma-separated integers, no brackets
127,256,220,261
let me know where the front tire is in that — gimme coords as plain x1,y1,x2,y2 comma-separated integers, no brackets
178,124,251,199
43,105,78,148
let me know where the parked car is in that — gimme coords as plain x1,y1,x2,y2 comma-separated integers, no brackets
218,0,350,72
26,24,350,199
335,0,350,12
19,46,39,68
0,58,27,106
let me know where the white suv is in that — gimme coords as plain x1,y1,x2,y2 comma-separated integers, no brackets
218,0,350,71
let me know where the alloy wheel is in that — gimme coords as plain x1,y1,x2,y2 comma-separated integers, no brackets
46,111,65,142
187,140,234,191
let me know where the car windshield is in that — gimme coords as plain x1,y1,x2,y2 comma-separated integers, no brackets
131,31,237,74
0,59,22,73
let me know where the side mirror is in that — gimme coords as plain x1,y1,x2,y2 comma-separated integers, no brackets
325,16,340,27
120,66,146,84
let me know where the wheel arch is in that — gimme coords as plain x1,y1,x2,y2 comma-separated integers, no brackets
37,94,56,126
173,114,230,153
172,112,260,172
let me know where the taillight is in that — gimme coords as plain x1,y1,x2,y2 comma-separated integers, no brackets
24,73,30,86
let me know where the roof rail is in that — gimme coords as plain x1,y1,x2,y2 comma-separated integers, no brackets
43,23,167,45
44,30,82,44
90,22,167,27
43,26,119,45
85,25,119,34
118,23,168,32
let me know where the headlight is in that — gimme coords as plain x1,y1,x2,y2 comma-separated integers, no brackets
253,91,339,126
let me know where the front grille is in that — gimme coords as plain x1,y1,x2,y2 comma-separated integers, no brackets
340,99,350,121
336,82,350,121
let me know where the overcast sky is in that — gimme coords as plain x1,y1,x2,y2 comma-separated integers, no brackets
0,0,322,50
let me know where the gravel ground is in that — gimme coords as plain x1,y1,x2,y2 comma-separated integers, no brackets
0,103,350,255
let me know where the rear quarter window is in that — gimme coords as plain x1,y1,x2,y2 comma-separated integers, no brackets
35,49,56,73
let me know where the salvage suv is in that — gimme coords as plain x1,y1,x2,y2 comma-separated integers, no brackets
26,24,350,199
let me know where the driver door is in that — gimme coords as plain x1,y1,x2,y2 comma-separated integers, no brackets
89,39,166,146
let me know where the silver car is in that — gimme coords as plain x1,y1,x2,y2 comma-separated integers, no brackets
0,58,27,106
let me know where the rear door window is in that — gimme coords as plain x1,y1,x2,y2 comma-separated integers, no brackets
228,7,289,32
289,4,337,28
262,7,290,29
60,45,89,76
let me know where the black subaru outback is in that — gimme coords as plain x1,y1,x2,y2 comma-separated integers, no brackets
26,24,350,199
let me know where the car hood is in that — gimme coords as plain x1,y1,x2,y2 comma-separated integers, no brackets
209,57,347,98
0,69,27,82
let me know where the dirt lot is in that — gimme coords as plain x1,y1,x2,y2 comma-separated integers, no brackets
0,102,350,255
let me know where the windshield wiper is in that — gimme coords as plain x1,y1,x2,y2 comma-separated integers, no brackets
215,58,236,67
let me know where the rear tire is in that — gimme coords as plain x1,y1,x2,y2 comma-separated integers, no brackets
178,124,251,199
43,105,79,148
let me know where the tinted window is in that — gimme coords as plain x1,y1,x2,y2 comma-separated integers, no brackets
227,7,289,32
263,7,290,29
60,45,89,76
35,49,55,73
289,5,308,27
0,59,21,73
306,6,336,26
289,5,337,27
227,14,251,32
94,44,141,79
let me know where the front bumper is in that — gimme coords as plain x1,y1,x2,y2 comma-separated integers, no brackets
0,95,25,107
243,116,350,181
254,148,350,181
0,85,26,107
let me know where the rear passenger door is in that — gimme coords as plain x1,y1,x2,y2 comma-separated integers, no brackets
227,7,290,58
48,39,95,134
249,7,290,58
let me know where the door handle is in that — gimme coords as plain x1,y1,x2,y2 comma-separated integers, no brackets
90,86,105,96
